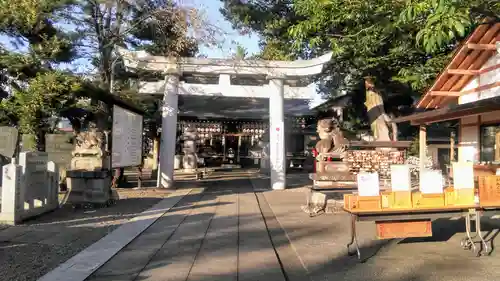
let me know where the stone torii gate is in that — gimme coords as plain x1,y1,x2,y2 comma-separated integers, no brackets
117,47,332,190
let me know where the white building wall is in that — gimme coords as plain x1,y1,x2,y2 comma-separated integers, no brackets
458,52,500,162
459,53,500,104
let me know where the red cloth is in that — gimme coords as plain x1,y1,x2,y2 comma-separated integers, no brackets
312,148,318,173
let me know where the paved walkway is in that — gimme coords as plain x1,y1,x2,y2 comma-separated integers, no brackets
261,180,500,281
35,170,500,281
84,174,285,281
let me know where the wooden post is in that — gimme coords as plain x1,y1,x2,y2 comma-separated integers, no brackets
237,135,242,164
419,126,427,173
152,137,159,171
495,131,500,162
450,131,455,162
137,165,142,189
222,134,226,162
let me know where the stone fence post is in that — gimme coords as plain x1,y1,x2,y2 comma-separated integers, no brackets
1,162,23,224
47,161,59,207
0,153,59,225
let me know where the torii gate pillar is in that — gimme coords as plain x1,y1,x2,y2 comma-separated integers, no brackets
268,77,286,190
158,72,180,189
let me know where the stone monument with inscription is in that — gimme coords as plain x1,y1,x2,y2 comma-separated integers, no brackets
0,127,19,187
45,133,74,191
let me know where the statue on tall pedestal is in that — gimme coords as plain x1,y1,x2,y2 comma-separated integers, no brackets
302,118,354,216
66,128,113,207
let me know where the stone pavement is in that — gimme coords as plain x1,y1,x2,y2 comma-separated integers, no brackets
258,177,500,281
85,173,286,281
29,170,500,281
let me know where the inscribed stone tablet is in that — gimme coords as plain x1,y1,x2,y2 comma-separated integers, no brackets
357,172,380,196
0,127,18,158
420,170,444,194
45,134,74,168
390,164,411,191
452,162,474,189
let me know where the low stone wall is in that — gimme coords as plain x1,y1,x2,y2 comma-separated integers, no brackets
0,152,59,225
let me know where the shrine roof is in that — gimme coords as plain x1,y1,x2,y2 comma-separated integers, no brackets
392,94,500,125
177,96,314,119
417,20,500,109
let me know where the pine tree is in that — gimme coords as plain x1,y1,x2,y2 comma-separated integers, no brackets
0,0,82,150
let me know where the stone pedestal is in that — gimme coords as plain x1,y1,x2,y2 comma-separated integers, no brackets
182,154,197,171
174,155,182,170
260,142,270,174
66,171,112,205
182,126,198,172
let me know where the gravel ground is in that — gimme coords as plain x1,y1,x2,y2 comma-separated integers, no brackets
0,187,175,281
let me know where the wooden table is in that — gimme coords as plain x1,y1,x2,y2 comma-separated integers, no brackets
344,206,492,261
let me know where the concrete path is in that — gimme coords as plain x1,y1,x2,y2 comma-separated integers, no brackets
86,175,286,281
259,176,500,281
39,188,195,281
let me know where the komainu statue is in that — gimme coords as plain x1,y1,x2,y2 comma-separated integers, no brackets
315,118,349,164
72,129,105,158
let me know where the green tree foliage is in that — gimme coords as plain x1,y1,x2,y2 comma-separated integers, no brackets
400,0,499,53
0,0,83,149
220,0,300,60
233,44,247,59
128,0,199,58
1,72,81,137
220,0,498,135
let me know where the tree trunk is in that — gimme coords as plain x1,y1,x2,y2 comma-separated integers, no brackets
364,77,394,141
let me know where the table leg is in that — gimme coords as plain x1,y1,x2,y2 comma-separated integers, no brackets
475,211,489,256
347,214,361,259
461,213,477,254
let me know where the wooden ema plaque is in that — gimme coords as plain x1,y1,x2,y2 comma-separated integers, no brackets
376,220,432,239
479,175,500,207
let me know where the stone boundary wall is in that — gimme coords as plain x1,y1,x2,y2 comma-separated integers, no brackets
0,152,59,225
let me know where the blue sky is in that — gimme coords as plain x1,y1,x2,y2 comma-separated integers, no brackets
0,0,325,107
0,0,261,68
192,0,261,58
